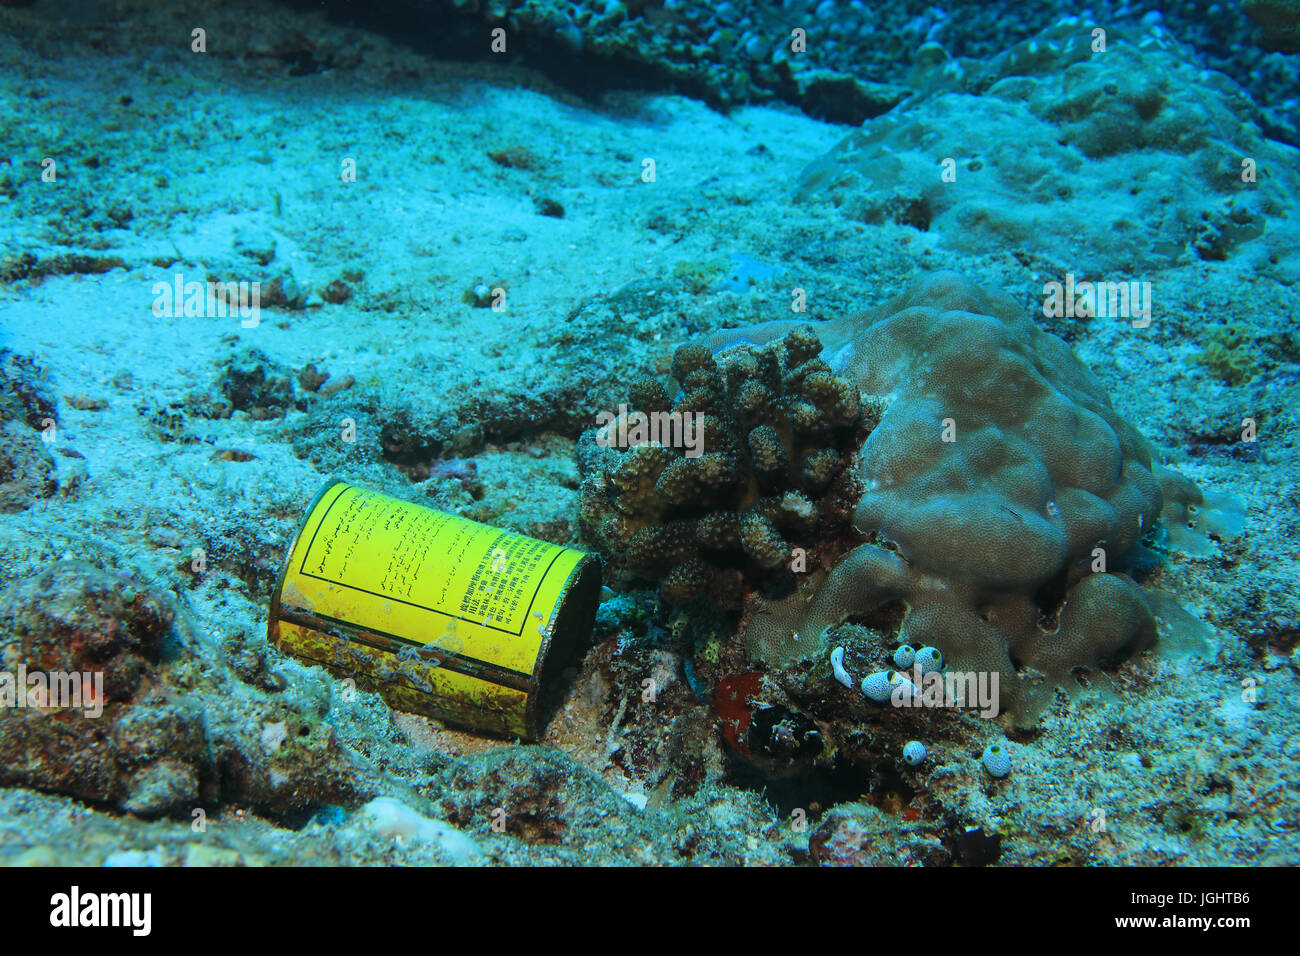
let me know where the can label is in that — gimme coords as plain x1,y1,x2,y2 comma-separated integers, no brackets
268,482,599,739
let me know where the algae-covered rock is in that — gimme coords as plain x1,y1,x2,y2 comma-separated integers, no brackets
796,21,1300,280
0,351,59,512
0,550,377,820
0,420,57,513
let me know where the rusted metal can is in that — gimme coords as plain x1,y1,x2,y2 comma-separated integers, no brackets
268,480,601,739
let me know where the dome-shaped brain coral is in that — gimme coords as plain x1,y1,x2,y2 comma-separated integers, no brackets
730,272,1199,723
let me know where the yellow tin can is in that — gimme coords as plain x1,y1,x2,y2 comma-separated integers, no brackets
268,480,601,740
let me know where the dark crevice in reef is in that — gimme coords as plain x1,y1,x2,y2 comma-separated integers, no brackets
846,599,908,640
277,0,695,105
511,42,716,108
278,0,478,60
1031,568,1070,630
726,707,917,821
945,824,1003,866
725,747,875,821
863,762,916,814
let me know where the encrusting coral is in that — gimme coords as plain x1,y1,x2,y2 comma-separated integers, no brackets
707,271,1207,725
578,329,874,611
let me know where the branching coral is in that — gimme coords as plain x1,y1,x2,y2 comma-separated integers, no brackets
578,329,873,611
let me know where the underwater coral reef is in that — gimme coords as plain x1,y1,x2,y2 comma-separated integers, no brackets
0,0,1296,896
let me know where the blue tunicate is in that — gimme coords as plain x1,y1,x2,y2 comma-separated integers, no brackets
903,741,927,767
914,646,943,675
893,644,916,669
830,645,853,688
860,670,894,703
982,742,1012,778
